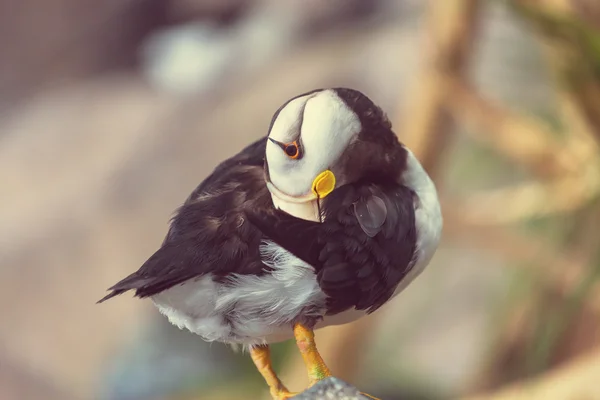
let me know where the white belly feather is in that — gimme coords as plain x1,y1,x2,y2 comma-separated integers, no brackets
151,241,327,346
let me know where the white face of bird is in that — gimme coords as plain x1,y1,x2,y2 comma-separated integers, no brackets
265,89,361,206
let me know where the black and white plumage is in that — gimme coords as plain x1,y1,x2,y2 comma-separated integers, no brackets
99,88,442,349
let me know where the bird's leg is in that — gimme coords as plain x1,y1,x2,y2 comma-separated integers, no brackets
250,345,296,400
292,324,381,399
293,323,332,387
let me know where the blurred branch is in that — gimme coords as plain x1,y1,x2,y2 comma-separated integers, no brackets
415,0,600,397
457,165,600,224
444,200,600,395
447,80,577,177
438,0,600,225
445,52,600,225
442,201,600,313
446,78,600,224
399,0,481,174
511,0,600,142
463,345,600,400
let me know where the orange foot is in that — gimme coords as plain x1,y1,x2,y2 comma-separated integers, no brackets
272,389,298,400
250,345,297,400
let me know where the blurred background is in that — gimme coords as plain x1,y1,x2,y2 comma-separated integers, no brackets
1,0,599,399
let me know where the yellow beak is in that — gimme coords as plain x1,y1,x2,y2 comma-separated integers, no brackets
311,170,336,199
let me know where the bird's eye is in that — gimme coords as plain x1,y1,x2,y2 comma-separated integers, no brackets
284,141,300,159
268,137,302,159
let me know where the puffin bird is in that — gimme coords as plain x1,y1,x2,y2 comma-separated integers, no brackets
98,88,443,399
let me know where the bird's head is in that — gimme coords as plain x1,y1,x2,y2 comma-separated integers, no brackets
264,88,407,221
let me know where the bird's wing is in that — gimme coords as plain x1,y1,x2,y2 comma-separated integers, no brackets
245,182,417,315
98,137,271,303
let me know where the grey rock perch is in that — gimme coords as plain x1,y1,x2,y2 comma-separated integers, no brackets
292,377,372,400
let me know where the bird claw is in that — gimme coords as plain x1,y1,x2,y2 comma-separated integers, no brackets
272,390,298,400
360,392,381,400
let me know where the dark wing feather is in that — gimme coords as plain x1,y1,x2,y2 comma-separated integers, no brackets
246,182,417,315
98,136,271,303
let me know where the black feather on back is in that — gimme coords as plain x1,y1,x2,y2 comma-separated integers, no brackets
97,136,272,303
245,181,418,315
